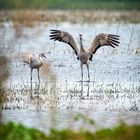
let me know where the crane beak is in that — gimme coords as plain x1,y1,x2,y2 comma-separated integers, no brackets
41,53,47,58
43,54,47,58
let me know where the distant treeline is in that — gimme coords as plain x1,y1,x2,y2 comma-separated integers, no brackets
0,0,140,10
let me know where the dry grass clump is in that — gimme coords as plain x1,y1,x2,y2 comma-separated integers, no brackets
0,52,10,84
132,47,140,54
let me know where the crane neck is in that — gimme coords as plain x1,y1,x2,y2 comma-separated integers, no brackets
80,37,85,52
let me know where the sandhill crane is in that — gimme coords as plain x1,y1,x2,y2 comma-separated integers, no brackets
23,52,46,83
50,30,120,81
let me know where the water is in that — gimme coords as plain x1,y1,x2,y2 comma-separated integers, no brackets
0,21,140,133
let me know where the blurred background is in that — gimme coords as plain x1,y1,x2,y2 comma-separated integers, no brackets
0,0,140,10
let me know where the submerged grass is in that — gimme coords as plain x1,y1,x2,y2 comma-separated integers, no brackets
0,121,140,140
0,80,139,111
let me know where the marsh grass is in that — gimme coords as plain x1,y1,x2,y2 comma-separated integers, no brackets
0,80,139,112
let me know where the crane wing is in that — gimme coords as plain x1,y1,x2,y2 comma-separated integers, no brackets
87,33,120,60
22,52,33,64
50,30,79,56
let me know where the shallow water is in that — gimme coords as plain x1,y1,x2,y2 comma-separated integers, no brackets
0,21,140,133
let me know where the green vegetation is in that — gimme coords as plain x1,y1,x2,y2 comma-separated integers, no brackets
0,121,140,140
0,122,47,140
47,0,140,10
0,0,140,10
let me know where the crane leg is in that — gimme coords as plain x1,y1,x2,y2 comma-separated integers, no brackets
37,68,40,83
86,64,90,82
31,68,33,90
31,68,33,82
80,63,83,81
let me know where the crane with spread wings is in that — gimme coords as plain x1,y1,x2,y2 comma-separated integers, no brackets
50,30,120,81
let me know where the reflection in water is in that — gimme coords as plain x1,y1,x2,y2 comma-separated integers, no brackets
80,81,90,97
80,81,83,96
30,79,40,91
87,82,90,97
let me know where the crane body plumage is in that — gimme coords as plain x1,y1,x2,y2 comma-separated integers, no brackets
29,55,43,69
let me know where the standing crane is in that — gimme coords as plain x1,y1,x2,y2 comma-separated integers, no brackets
50,30,120,81
23,52,47,83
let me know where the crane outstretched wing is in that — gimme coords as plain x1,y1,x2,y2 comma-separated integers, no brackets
87,33,120,60
50,30,79,56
